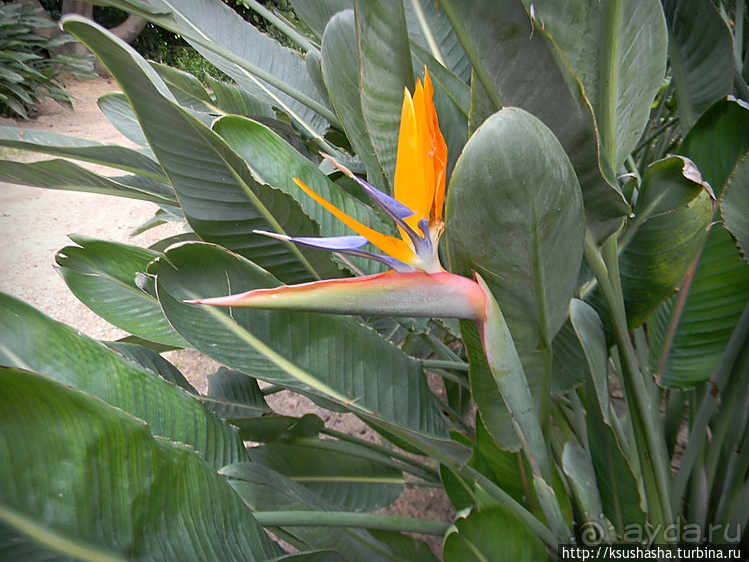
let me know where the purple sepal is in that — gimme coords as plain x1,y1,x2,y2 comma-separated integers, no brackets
288,235,369,251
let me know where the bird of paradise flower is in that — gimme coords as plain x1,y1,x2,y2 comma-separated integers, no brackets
190,70,552,483
191,70,488,323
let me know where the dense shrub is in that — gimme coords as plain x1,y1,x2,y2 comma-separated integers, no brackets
0,2,94,118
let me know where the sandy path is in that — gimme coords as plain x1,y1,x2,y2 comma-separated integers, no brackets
0,78,452,549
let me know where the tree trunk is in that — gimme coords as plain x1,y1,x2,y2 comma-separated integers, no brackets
57,0,148,74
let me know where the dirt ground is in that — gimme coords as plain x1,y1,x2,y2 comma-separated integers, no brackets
0,78,452,555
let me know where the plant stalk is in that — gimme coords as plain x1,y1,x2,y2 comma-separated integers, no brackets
252,511,450,535
584,232,674,530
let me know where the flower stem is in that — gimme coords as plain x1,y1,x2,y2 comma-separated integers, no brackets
421,359,470,372
252,511,450,535
318,428,440,482
583,232,674,531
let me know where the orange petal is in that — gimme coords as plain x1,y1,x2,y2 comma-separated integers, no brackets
423,71,447,221
394,85,430,232
293,178,416,265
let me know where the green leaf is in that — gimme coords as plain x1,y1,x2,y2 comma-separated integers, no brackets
287,0,353,39
585,375,646,533
118,0,332,137
664,0,735,130
443,506,547,561
473,419,542,515
721,153,749,262
321,10,389,194
148,242,465,462
473,275,552,482
447,108,585,448
403,0,470,83
0,293,245,470
437,0,629,241
231,414,325,443
648,98,749,387
63,16,338,284
561,443,607,538
207,75,274,118
0,159,176,205
212,114,388,276
525,0,667,170
150,61,217,112
203,367,270,419
222,463,403,561
569,300,646,532
648,226,749,388
550,319,588,394
677,98,749,198
0,125,165,180
569,300,608,417
0,367,280,561
55,235,188,348
356,0,414,192
105,341,197,393
98,92,149,146
618,156,714,328
247,442,404,511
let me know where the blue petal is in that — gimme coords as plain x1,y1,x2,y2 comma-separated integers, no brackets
337,248,415,273
288,235,369,251
348,175,433,257
349,175,415,219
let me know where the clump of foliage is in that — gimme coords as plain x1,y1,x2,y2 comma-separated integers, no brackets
1,0,749,560
0,2,94,118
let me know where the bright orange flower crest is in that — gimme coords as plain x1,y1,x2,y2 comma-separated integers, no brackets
257,70,448,274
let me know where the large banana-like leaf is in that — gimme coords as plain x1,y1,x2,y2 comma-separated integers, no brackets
63,16,339,285
247,442,404,512
98,92,149,146
403,0,470,83
0,158,175,205
677,98,749,198
617,156,713,328
664,0,735,130
648,98,749,387
106,341,197,392
0,368,279,561
0,293,245,470
288,0,353,38
0,126,165,180
212,114,389,276
447,108,585,448
85,0,333,139
321,10,389,194
437,0,629,242
55,235,188,348
148,242,467,462
570,300,646,532
722,154,749,261
150,61,217,113
356,0,414,192
523,0,667,171
207,76,274,119
648,226,749,388
442,506,546,561
203,367,270,420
